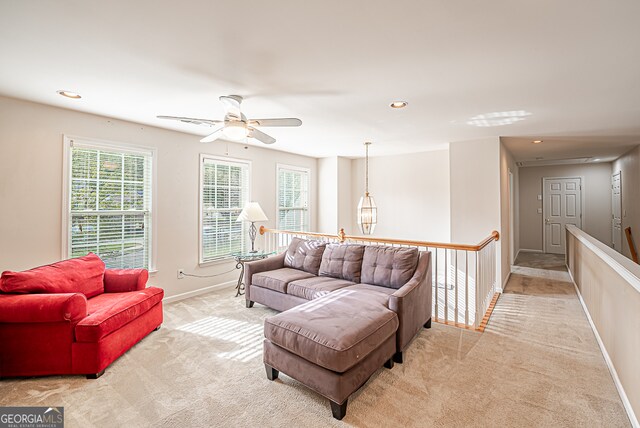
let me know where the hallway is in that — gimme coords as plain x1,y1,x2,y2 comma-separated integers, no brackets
514,251,566,271
476,271,630,426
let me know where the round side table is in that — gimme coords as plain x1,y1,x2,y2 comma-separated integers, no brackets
232,251,274,297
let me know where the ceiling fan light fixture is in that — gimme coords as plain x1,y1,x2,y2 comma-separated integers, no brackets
223,122,248,140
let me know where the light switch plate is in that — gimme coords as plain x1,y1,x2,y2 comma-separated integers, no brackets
537,208,543,214
537,195,542,201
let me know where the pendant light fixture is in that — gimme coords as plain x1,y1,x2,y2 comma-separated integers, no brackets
357,142,377,235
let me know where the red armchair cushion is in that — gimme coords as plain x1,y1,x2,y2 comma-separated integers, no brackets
0,253,105,298
103,269,148,293
75,287,164,342
0,293,87,323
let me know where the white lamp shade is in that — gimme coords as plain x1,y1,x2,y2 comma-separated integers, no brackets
236,202,269,223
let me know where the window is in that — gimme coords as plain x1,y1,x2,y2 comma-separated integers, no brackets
277,165,310,231
200,155,250,263
63,137,155,270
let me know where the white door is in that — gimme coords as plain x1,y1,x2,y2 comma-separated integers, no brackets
544,177,582,254
612,172,622,252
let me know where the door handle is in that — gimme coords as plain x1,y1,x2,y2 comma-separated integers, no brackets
545,218,550,224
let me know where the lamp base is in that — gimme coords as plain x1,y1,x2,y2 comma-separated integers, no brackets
249,222,257,253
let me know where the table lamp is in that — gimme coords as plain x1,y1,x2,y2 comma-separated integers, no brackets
236,202,269,253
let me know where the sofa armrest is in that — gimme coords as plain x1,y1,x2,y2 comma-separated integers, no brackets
388,251,432,352
244,252,286,301
103,269,149,292
0,293,87,323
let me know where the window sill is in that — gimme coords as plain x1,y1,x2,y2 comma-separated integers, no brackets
198,257,236,268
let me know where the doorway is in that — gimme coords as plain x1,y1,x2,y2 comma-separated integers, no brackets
612,171,622,252
509,170,515,266
543,177,583,254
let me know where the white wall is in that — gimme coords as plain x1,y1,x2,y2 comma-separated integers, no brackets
449,138,501,244
350,149,450,242
317,157,338,234
317,156,352,235
519,163,612,251
566,226,640,426
613,146,640,260
0,96,317,299
337,157,353,234
499,143,519,286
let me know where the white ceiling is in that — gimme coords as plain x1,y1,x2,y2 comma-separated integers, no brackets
1,0,639,158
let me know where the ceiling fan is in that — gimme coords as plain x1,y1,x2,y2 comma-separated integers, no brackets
157,95,302,144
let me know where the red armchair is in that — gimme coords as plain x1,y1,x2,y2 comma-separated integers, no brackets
0,254,164,379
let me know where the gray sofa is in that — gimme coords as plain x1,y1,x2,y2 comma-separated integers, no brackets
245,237,432,420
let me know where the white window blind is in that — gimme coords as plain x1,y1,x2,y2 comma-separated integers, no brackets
66,139,154,269
200,156,250,263
277,165,310,232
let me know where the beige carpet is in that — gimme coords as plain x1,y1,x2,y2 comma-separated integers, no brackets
514,252,567,271
0,274,630,427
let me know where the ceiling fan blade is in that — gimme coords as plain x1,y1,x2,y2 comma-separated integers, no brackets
157,115,222,126
248,127,276,145
219,95,243,120
200,125,226,143
248,118,302,127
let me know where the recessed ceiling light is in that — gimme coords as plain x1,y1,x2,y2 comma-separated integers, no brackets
532,140,543,144
390,101,408,109
57,90,81,99
593,158,601,161
466,110,531,127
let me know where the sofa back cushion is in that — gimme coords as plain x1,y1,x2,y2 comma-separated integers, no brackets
361,246,419,289
283,237,327,275
319,244,365,282
0,253,105,298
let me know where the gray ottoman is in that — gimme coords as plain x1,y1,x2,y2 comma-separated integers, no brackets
263,290,399,420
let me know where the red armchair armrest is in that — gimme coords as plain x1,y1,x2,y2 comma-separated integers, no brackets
103,269,149,293
0,293,87,323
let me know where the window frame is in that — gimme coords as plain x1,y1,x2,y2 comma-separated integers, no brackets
199,154,252,265
61,135,158,272
276,163,311,232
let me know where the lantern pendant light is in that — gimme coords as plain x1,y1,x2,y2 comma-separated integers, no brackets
357,142,377,235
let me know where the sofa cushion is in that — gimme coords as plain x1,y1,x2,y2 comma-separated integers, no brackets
319,244,365,282
252,268,315,294
344,283,395,307
264,289,399,373
283,237,327,275
0,253,105,299
287,276,355,300
75,287,164,342
361,246,419,289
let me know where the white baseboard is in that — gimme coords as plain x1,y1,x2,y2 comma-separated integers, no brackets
567,269,639,428
500,271,511,292
518,248,543,253
163,280,236,304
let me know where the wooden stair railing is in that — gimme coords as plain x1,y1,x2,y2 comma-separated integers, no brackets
625,227,638,264
259,226,501,331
